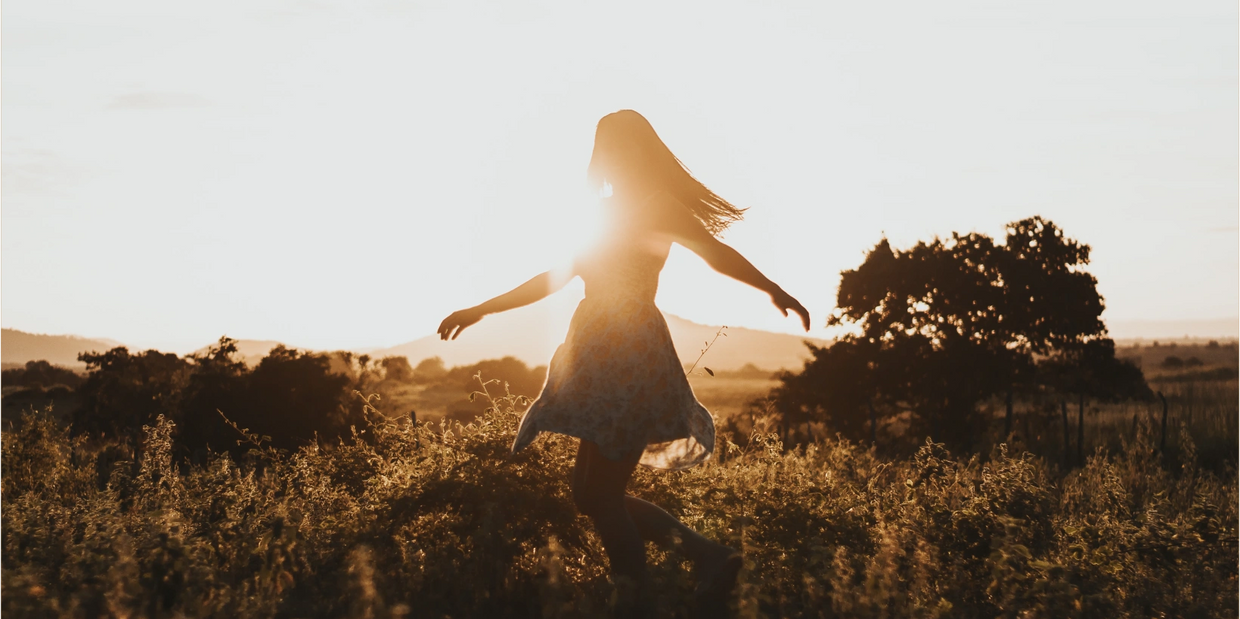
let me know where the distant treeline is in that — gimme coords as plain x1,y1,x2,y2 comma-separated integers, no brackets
1,338,545,459
2,360,85,390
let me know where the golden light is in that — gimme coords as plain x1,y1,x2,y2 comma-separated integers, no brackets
0,2,1233,351
549,192,609,288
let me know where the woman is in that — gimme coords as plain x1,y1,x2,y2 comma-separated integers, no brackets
438,110,810,612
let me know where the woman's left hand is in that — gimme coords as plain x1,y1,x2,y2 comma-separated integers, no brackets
771,290,810,331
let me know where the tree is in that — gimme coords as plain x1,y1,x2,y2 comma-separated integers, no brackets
242,345,356,450
65,338,377,456
413,357,448,382
72,347,191,439
1,360,85,390
179,337,251,455
995,217,1105,354
774,217,1145,451
769,338,879,444
380,356,415,383
439,357,546,423
181,344,362,452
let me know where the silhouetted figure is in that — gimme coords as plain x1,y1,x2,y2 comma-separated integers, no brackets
438,110,809,614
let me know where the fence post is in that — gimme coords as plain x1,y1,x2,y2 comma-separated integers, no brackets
1157,391,1168,453
868,401,877,446
1004,387,1013,438
1061,400,1070,469
1186,381,1194,427
1077,393,1085,467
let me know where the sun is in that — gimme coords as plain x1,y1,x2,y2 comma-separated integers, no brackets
548,192,610,286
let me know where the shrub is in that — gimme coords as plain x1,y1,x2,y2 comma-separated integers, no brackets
71,348,191,439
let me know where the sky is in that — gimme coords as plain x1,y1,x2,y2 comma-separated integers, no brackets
3,0,1237,353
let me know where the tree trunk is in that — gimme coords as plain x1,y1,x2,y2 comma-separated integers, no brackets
1004,387,1013,439
1061,400,1070,469
1077,393,1085,467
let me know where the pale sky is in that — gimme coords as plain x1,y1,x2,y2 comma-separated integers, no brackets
3,0,1237,353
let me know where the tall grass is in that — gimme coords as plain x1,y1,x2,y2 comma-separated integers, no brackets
971,379,1238,476
3,381,1236,618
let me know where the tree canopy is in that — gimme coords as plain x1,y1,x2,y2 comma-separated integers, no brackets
773,217,1147,450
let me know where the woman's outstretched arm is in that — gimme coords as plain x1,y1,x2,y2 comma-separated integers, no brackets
648,192,811,331
438,270,574,340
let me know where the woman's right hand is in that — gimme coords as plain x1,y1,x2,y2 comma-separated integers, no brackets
438,307,484,341
771,289,811,332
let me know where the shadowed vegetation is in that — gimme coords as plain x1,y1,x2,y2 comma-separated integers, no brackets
3,384,1236,617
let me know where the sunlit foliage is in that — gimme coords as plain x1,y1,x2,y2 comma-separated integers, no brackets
3,381,1235,618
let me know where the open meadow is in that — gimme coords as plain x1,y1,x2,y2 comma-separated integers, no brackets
3,350,1237,617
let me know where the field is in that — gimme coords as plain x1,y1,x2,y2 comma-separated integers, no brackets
686,373,780,420
3,374,1237,618
2,339,1236,617
689,342,1239,476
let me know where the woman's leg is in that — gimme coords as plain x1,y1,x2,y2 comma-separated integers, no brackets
623,496,734,567
571,440,736,572
571,440,646,580
621,488,742,610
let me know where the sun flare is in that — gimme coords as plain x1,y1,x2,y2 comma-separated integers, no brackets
549,194,610,286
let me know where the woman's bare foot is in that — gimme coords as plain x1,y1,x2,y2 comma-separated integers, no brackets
693,545,742,618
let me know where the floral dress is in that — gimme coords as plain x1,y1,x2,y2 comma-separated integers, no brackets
510,200,715,470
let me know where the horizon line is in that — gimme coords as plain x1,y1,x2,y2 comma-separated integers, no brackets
3,315,1239,357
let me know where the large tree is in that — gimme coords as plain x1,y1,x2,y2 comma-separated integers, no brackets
772,217,1145,450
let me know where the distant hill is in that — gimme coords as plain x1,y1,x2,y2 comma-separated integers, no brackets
1108,318,1239,341
368,298,829,371
1,329,123,369
9,313,1235,375
2,329,303,371
669,314,828,371
1115,339,1239,374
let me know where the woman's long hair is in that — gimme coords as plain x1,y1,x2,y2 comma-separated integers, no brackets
586,110,745,237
